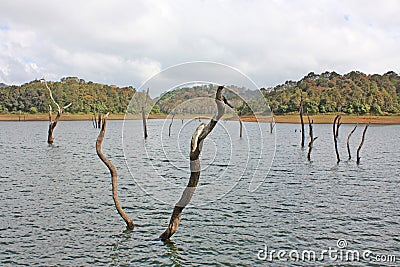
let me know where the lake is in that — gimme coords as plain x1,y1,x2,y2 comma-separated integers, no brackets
0,119,399,266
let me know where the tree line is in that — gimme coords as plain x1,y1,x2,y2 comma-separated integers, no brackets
262,71,400,115
0,77,135,114
1,71,400,115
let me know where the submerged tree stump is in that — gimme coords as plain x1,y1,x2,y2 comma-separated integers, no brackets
159,86,227,241
96,113,134,230
333,115,341,163
270,113,276,134
356,123,370,165
43,79,71,144
169,114,175,137
307,115,318,161
347,125,358,160
300,95,305,148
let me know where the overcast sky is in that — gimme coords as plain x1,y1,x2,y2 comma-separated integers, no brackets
1,0,399,96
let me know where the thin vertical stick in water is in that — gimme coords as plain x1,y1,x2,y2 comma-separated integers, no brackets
347,125,357,160
300,94,305,148
142,88,149,139
307,115,318,161
356,123,370,165
333,114,341,163
169,114,175,137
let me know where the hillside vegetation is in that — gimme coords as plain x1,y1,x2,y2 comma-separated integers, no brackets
1,71,400,116
0,77,135,114
263,71,400,115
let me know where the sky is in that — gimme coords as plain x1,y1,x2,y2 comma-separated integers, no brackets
0,0,399,96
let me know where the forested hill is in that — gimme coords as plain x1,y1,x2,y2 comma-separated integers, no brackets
0,77,135,114
263,71,400,115
1,71,400,115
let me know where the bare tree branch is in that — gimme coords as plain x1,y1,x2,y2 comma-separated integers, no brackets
300,93,305,148
356,123,370,165
160,86,226,241
42,79,71,144
307,114,318,161
168,114,175,137
96,112,134,230
347,125,358,160
270,112,276,133
333,114,341,163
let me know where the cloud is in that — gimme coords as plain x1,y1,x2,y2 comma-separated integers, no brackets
0,0,399,96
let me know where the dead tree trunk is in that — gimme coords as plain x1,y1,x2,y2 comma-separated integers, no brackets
300,95,305,148
237,107,243,138
347,125,357,160
356,123,370,165
270,113,276,133
336,114,342,138
43,79,71,144
97,112,102,129
307,115,318,161
96,113,134,230
159,86,227,241
239,118,243,138
141,107,148,139
333,115,341,163
92,114,96,128
169,114,175,137
142,88,149,139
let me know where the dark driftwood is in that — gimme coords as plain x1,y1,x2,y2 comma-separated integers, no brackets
347,125,358,160
356,123,370,165
169,114,175,137
307,115,318,161
333,115,341,163
96,113,134,230
43,80,71,144
159,86,226,241
300,95,305,147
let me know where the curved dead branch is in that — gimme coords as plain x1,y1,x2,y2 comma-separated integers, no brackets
160,86,226,241
333,115,341,163
307,115,318,161
96,113,134,230
347,125,358,160
356,123,370,165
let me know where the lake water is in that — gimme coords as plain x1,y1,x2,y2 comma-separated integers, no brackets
0,119,399,266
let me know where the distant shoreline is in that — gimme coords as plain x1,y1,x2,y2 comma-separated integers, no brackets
1,113,400,124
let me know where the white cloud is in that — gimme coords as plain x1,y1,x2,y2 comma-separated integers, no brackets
0,0,399,96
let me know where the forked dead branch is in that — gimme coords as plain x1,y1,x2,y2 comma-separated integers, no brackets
307,114,318,161
159,86,228,241
42,79,72,144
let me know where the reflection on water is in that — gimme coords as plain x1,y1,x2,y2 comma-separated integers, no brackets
0,120,399,266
